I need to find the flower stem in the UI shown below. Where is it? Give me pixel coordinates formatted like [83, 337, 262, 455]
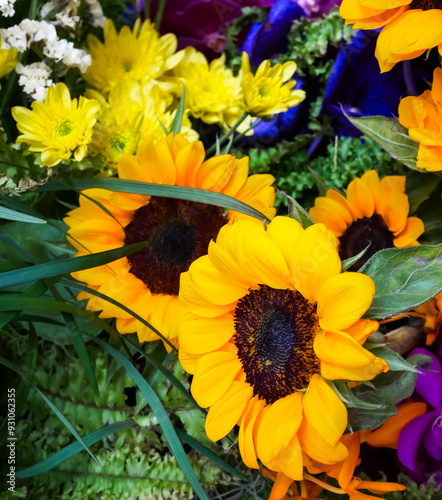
[154, 0, 167, 31]
[231, 117, 262, 146]
[205, 112, 248, 157]
[303, 473, 346, 495]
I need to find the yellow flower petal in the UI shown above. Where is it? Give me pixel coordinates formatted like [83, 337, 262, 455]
[303, 374, 347, 447]
[238, 397, 266, 469]
[317, 272, 375, 331]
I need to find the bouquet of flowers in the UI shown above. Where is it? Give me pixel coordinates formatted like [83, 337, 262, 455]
[0, 0, 441, 499]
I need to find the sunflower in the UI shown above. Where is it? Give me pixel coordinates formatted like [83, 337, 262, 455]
[64, 133, 276, 348]
[339, 0, 442, 72]
[309, 170, 425, 271]
[11, 83, 100, 167]
[240, 52, 305, 117]
[398, 67, 442, 172]
[178, 216, 388, 479]
[83, 19, 183, 96]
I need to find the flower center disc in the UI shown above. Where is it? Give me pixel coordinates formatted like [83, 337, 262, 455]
[409, 0, 442, 9]
[339, 214, 394, 271]
[234, 285, 320, 405]
[124, 197, 227, 295]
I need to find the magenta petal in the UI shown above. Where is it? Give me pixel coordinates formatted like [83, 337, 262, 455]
[408, 348, 442, 412]
[423, 414, 442, 460]
[397, 410, 439, 470]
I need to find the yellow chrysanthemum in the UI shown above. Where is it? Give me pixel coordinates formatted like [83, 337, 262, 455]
[339, 0, 442, 72]
[0, 40, 17, 79]
[87, 82, 198, 166]
[64, 133, 276, 348]
[178, 216, 388, 479]
[84, 18, 183, 97]
[173, 47, 243, 129]
[398, 67, 442, 172]
[12, 83, 100, 167]
[309, 170, 425, 270]
[240, 52, 305, 117]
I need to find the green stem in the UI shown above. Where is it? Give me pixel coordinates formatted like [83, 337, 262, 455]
[154, 0, 167, 31]
[205, 112, 248, 157]
[231, 117, 262, 146]
[143, 0, 150, 20]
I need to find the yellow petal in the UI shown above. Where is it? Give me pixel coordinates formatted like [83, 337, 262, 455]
[303, 374, 347, 447]
[205, 381, 253, 442]
[238, 397, 266, 469]
[394, 217, 424, 247]
[317, 272, 375, 331]
[256, 392, 303, 465]
[192, 350, 242, 408]
[315, 330, 389, 381]
[269, 434, 303, 481]
[346, 177, 375, 219]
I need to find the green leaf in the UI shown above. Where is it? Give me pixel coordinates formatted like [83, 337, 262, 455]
[360, 244, 442, 319]
[89, 335, 210, 500]
[333, 381, 384, 410]
[308, 167, 328, 196]
[341, 112, 419, 171]
[276, 188, 314, 228]
[0, 194, 49, 222]
[0, 241, 147, 289]
[0, 355, 101, 467]
[169, 87, 185, 134]
[341, 244, 369, 272]
[406, 171, 441, 214]
[16, 420, 136, 479]
[175, 429, 247, 481]
[347, 403, 397, 432]
[0, 205, 47, 224]
[368, 345, 420, 372]
[38, 178, 269, 222]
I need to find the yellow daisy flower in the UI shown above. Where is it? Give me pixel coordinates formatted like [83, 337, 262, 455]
[84, 18, 183, 97]
[398, 67, 442, 172]
[240, 51, 305, 117]
[87, 82, 198, 166]
[64, 133, 276, 348]
[0, 41, 17, 79]
[309, 171, 425, 270]
[12, 83, 100, 167]
[173, 47, 243, 129]
[178, 216, 387, 479]
[339, 0, 442, 72]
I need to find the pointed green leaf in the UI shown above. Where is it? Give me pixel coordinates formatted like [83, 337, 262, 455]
[308, 167, 328, 196]
[277, 188, 314, 228]
[0, 241, 147, 289]
[341, 244, 370, 272]
[342, 111, 419, 171]
[360, 244, 442, 319]
[0, 206, 47, 224]
[169, 87, 185, 134]
[38, 178, 269, 222]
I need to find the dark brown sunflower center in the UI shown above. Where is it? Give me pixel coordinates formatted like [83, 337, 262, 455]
[338, 214, 394, 271]
[409, 0, 442, 9]
[234, 285, 320, 405]
[124, 197, 227, 295]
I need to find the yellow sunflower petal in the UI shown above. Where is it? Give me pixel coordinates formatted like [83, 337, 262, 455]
[205, 381, 253, 442]
[394, 217, 425, 247]
[239, 397, 266, 469]
[289, 223, 341, 303]
[346, 177, 375, 219]
[315, 330, 389, 381]
[178, 312, 235, 355]
[256, 392, 303, 465]
[303, 374, 347, 447]
[298, 416, 349, 465]
[266, 216, 304, 269]
[317, 272, 375, 331]
[192, 350, 242, 408]
[174, 140, 205, 187]
[269, 434, 304, 481]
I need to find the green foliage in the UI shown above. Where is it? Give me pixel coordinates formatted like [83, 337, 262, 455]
[384, 474, 442, 500]
[243, 136, 403, 210]
[100, 0, 137, 31]
[0, 333, 231, 500]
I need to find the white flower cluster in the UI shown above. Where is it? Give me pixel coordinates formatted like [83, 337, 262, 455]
[41, 0, 106, 29]
[16, 62, 53, 101]
[0, 19, 91, 72]
[0, 0, 16, 17]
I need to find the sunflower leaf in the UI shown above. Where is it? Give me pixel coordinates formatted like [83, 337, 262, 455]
[341, 111, 420, 171]
[368, 346, 420, 373]
[347, 403, 397, 432]
[341, 244, 370, 272]
[276, 188, 314, 228]
[360, 244, 442, 319]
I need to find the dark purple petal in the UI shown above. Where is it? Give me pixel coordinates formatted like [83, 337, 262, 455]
[408, 348, 442, 412]
[397, 410, 439, 471]
[423, 414, 442, 460]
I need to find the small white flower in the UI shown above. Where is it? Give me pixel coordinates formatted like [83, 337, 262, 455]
[16, 61, 53, 101]
[0, 0, 17, 17]
[0, 25, 27, 52]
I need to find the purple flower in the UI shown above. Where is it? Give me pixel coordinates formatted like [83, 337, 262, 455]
[397, 347, 442, 485]
[143, 0, 263, 59]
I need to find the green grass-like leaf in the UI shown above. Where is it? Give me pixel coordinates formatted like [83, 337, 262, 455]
[0, 205, 47, 224]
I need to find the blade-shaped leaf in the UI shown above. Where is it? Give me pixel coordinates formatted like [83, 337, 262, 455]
[0, 206, 46, 224]
[276, 188, 314, 228]
[169, 87, 185, 134]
